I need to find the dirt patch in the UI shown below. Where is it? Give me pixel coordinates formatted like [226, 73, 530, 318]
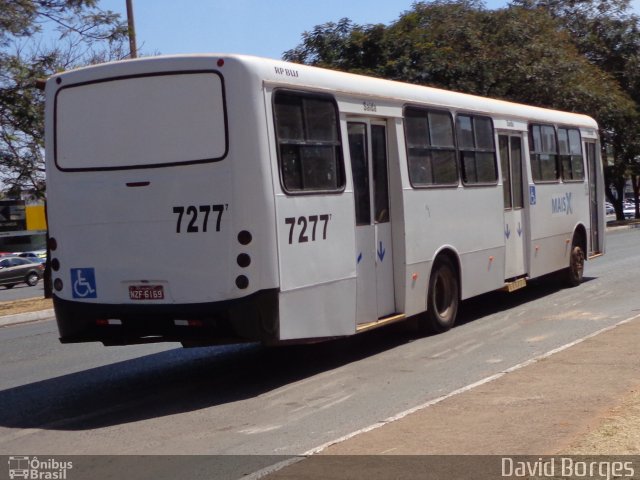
[564, 387, 640, 454]
[0, 297, 52, 316]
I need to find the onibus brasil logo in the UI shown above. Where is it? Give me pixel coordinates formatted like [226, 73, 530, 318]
[8, 456, 73, 479]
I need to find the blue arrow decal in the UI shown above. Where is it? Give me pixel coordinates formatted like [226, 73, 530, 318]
[357, 252, 363, 264]
[505, 224, 511, 239]
[377, 241, 386, 262]
[517, 222, 523, 237]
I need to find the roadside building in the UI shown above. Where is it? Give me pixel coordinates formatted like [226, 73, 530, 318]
[0, 199, 47, 254]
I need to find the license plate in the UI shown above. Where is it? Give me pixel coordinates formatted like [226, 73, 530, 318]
[129, 285, 164, 300]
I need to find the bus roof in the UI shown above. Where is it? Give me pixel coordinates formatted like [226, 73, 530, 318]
[50, 53, 599, 130]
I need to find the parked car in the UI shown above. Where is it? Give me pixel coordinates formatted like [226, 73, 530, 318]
[624, 205, 637, 219]
[605, 202, 614, 215]
[17, 250, 47, 263]
[0, 256, 44, 288]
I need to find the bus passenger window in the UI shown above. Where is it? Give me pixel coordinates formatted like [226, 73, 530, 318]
[348, 123, 371, 226]
[274, 91, 344, 193]
[529, 124, 559, 182]
[404, 107, 458, 187]
[456, 114, 498, 185]
[372, 124, 390, 223]
[558, 127, 584, 181]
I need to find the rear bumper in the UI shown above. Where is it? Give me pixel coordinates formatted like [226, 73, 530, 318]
[53, 289, 279, 346]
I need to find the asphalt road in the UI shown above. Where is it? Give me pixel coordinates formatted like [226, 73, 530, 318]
[0, 228, 638, 476]
[0, 281, 44, 301]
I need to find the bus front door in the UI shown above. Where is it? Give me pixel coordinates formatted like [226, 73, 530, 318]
[586, 141, 603, 255]
[348, 120, 395, 324]
[499, 134, 528, 280]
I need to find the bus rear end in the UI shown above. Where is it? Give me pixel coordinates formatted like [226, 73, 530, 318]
[45, 56, 278, 346]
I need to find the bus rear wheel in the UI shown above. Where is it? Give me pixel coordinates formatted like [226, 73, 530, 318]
[419, 256, 459, 334]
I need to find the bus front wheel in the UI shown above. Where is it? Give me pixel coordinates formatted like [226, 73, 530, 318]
[566, 243, 585, 287]
[419, 256, 459, 334]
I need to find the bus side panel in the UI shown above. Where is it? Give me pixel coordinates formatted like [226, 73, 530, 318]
[264, 89, 357, 340]
[402, 186, 505, 310]
[527, 181, 589, 278]
[273, 194, 357, 340]
[278, 279, 356, 339]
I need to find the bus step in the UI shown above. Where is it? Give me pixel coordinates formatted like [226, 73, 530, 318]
[503, 277, 527, 293]
[356, 313, 406, 333]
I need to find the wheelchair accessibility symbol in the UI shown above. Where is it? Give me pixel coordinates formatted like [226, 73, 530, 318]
[71, 268, 97, 298]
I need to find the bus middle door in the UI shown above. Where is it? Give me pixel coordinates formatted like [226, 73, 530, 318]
[347, 119, 395, 325]
[499, 133, 528, 281]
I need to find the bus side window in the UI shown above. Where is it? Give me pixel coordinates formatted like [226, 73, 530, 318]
[529, 124, 559, 182]
[456, 114, 498, 185]
[273, 91, 344, 193]
[404, 106, 458, 187]
[558, 127, 584, 182]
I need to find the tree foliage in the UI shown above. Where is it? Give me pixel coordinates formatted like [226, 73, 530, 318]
[0, 0, 127, 198]
[285, 0, 640, 219]
[511, 0, 640, 217]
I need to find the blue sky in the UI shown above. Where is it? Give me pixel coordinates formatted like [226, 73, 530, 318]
[99, 0, 640, 60]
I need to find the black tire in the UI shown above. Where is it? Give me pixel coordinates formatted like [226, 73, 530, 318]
[26, 272, 39, 287]
[565, 243, 585, 287]
[419, 256, 459, 334]
[5, 284, 15, 289]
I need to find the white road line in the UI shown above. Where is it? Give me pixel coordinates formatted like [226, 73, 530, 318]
[303, 312, 640, 456]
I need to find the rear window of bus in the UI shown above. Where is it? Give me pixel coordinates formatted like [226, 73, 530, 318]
[55, 71, 228, 171]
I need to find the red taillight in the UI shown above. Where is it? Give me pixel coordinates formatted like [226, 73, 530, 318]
[96, 319, 122, 326]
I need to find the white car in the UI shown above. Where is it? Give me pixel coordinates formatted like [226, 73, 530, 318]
[605, 202, 614, 215]
[623, 203, 637, 219]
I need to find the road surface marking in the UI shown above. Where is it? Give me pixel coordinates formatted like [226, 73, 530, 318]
[303, 312, 640, 456]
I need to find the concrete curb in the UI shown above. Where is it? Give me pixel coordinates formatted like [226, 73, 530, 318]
[0, 308, 54, 327]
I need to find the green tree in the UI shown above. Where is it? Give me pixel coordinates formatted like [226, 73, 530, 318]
[286, 0, 640, 219]
[0, 0, 127, 198]
[511, 0, 640, 218]
[284, 18, 388, 76]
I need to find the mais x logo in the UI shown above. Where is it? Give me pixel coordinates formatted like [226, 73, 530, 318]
[551, 192, 573, 216]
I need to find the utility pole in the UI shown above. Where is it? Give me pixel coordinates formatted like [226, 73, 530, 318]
[126, 0, 137, 58]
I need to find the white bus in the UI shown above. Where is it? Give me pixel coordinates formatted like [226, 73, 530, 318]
[44, 54, 605, 346]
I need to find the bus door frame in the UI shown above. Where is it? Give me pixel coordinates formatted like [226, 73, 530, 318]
[347, 117, 396, 324]
[585, 140, 604, 256]
[499, 131, 529, 280]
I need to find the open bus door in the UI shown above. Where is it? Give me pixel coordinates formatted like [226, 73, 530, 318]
[586, 141, 604, 256]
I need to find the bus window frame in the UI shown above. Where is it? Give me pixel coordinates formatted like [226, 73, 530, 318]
[403, 104, 460, 189]
[529, 123, 561, 184]
[53, 70, 230, 172]
[272, 88, 346, 196]
[455, 112, 499, 187]
[557, 126, 585, 183]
